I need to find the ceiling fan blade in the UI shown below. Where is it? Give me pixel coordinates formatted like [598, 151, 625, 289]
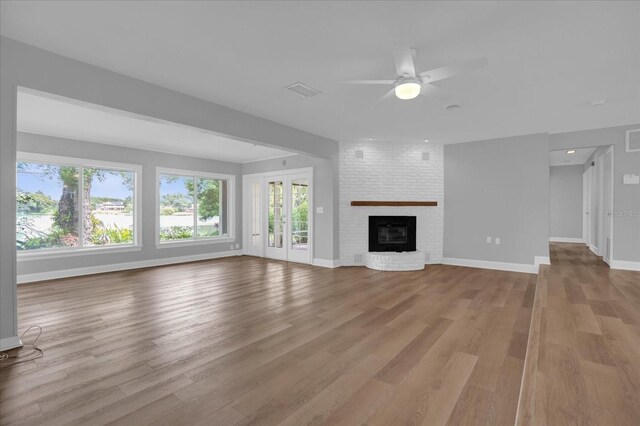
[342, 80, 395, 85]
[371, 88, 397, 109]
[420, 83, 452, 101]
[419, 57, 488, 83]
[393, 46, 416, 77]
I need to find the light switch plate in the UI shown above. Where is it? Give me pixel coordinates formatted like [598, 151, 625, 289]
[623, 174, 640, 184]
[316, 207, 324, 214]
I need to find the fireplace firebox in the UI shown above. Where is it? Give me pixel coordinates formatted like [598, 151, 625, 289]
[368, 216, 416, 252]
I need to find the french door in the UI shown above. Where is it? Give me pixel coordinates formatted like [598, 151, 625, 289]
[243, 168, 312, 264]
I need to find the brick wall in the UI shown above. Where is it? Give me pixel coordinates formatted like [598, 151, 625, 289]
[339, 140, 444, 266]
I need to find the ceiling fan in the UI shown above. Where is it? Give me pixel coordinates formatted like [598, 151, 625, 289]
[344, 47, 488, 103]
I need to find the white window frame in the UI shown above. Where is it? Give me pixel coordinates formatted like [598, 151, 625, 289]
[156, 167, 235, 248]
[16, 152, 143, 260]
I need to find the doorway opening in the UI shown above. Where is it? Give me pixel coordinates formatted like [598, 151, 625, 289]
[549, 145, 614, 265]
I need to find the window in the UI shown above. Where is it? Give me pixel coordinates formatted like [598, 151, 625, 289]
[17, 153, 140, 253]
[157, 168, 233, 244]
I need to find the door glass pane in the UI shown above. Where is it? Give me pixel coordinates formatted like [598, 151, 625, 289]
[159, 174, 194, 241]
[268, 181, 283, 248]
[84, 168, 135, 246]
[16, 162, 80, 250]
[291, 179, 309, 251]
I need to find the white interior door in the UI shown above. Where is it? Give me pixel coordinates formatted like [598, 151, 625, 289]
[596, 152, 605, 256]
[243, 177, 263, 257]
[261, 169, 313, 264]
[589, 161, 599, 252]
[583, 169, 590, 244]
[602, 147, 614, 264]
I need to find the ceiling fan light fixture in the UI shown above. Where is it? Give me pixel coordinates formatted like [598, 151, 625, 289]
[394, 79, 421, 100]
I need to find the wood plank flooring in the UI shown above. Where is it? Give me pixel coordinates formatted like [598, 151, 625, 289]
[1, 257, 534, 425]
[517, 243, 640, 426]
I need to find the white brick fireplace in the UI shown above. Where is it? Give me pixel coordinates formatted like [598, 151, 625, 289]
[339, 140, 444, 267]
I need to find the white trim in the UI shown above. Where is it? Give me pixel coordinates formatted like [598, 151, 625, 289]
[626, 129, 640, 152]
[18, 250, 241, 284]
[312, 258, 341, 268]
[155, 237, 235, 249]
[610, 260, 640, 271]
[535, 256, 551, 266]
[155, 167, 236, 247]
[549, 237, 585, 243]
[588, 244, 598, 254]
[604, 145, 614, 263]
[0, 336, 23, 351]
[17, 151, 143, 250]
[18, 244, 142, 261]
[442, 257, 538, 274]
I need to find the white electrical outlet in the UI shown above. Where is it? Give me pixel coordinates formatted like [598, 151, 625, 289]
[495, 238, 500, 245]
[235, 243, 240, 249]
[486, 236, 492, 243]
[316, 207, 324, 214]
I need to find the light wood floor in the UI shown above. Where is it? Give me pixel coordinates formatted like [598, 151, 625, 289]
[1, 257, 535, 426]
[518, 243, 640, 426]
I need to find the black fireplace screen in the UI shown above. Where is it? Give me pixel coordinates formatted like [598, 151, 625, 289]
[369, 216, 416, 252]
[378, 226, 408, 244]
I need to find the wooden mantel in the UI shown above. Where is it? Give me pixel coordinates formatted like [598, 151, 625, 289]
[350, 201, 438, 207]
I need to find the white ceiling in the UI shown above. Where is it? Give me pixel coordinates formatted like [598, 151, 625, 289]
[2, 1, 639, 145]
[16, 89, 295, 163]
[549, 147, 597, 167]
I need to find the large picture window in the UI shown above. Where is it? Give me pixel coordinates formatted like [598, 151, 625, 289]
[157, 168, 233, 244]
[17, 154, 140, 253]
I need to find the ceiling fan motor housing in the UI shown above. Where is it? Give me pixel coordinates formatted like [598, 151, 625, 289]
[394, 76, 422, 100]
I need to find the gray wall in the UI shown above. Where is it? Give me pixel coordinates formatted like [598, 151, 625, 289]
[550, 125, 640, 262]
[549, 165, 584, 239]
[0, 37, 338, 344]
[444, 133, 550, 265]
[17, 132, 243, 276]
[241, 154, 339, 261]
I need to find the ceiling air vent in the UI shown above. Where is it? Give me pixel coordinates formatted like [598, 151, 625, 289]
[286, 82, 321, 98]
[626, 129, 640, 152]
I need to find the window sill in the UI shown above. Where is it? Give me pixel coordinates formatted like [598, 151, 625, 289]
[17, 245, 143, 261]
[156, 237, 236, 249]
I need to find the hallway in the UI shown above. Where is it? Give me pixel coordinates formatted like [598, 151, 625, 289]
[518, 243, 640, 425]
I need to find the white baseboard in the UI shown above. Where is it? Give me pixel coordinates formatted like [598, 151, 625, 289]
[610, 260, 640, 271]
[535, 256, 551, 267]
[588, 244, 598, 255]
[18, 250, 242, 284]
[0, 336, 23, 351]
[442, 257, 539, 274]
[312, 258, 341, 268]
[549, 237, 585, 243]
